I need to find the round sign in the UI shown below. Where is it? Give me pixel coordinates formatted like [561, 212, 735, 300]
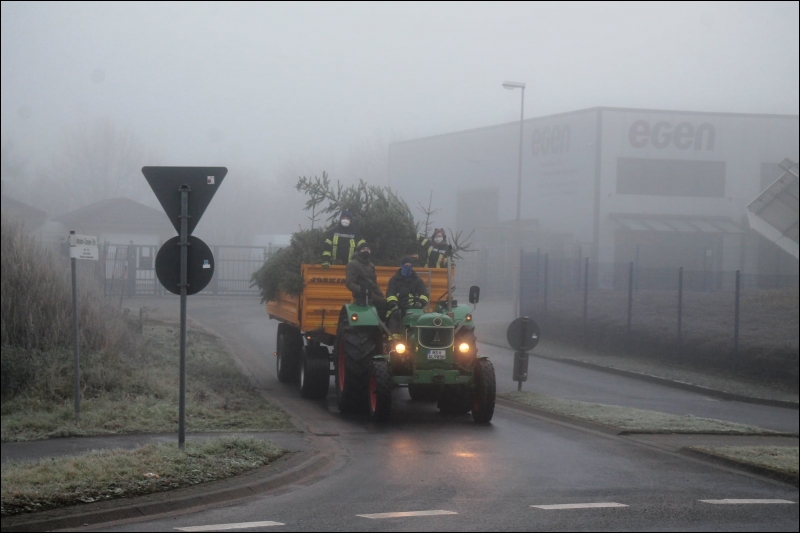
[155, 236, 214, 295]
[506, 317, 540, 352]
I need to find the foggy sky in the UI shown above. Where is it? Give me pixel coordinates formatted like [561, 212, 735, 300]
[2, 1, 799, 189]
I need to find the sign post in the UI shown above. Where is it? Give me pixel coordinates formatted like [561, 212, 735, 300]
[506, 316, 540, 391]
[69, 231, 98, 421]
[143, 166, 226, 449]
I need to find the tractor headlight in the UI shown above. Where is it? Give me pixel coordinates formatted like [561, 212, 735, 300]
[351, 313, 358, 322]
[395, 342, 407, 354]
[458, 342, 470, 353]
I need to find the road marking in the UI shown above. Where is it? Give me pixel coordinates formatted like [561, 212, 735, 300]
[699, 499, 795, 505]
[175, 521, 284, 531]
[357, 510, 458, 519]
[532, 502, 629, 510]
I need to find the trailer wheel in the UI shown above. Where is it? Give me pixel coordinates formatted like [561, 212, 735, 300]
[471, 359, 496, 424]
[300, 345, 331, 400]
[369, 360, 392, 423]
[276, 325, 301, 384]
[334, 323, 377, 414]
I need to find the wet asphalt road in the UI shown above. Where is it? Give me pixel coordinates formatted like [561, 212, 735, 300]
[88, 296, 797, 532]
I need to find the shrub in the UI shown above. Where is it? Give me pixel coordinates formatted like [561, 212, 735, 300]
[1, 213, 137, 399]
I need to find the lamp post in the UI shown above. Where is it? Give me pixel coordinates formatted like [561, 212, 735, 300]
[503, 80, 525, 318]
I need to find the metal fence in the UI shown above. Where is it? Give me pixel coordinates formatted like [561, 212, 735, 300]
[101, 243, 270, 298]
[517, 252, 798, 372]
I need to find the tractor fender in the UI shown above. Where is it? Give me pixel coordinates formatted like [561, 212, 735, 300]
[452, 304, 474, 324]
[342, 303, 382, 327]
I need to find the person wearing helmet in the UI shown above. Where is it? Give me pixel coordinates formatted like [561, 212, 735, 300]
[416, 228, 450, 268]
[385, 255, 430, 337]
[345, 242, 386, 306]
[321, 209, 366, 268]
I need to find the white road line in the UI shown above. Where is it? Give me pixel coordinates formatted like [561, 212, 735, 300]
[699, 499, 795, 505]
[174, 521, 284, 531]
[357, 510, 458, 519]
[532, 502, 629, 510]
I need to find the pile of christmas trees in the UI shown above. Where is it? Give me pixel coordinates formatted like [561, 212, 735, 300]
[251, 174, 419, 303]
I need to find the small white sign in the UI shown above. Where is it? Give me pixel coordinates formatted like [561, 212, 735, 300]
[69, 234, 99, 261]
[203, 259, 211, 269]
[207, 175, 215, 185]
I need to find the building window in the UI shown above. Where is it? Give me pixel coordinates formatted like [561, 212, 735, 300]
[616, 158, 725, 197]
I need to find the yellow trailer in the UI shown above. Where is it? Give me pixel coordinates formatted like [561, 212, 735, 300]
[266, 264, 452, 398]
[267, 264, 452, 338]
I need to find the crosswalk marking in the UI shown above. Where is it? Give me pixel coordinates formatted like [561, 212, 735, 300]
[699, 499, 795, 505]
[532, 502, 629, 510]
[357, 510, 458, 519]
[175, 521, 284, 531]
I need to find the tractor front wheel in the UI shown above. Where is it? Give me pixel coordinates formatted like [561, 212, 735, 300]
[471, 359, 496, 423]
[369, 360, 393, 422]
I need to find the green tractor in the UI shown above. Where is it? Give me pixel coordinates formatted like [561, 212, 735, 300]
[333, 284, 495, 423]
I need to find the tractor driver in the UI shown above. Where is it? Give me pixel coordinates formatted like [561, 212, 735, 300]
[385, 255, 429, 339]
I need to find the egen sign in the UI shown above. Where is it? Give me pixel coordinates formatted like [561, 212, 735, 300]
[629, 120, 715, 150]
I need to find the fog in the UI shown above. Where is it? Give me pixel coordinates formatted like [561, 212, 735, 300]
[2, 1, 798, 242]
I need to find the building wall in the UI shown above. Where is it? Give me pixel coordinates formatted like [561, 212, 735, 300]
[389, 108, 599, 245]
[389, 108, 799, 284]
[597, 109, 799, 272]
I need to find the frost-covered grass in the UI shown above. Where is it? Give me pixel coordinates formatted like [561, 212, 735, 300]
[2, 320, 294, 442]
[498, 391, 781, 434]
[689, 446, 798, 478]
[1, 436, 286, 516]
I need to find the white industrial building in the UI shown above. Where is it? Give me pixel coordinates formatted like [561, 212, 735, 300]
[388, 107, 798, 290]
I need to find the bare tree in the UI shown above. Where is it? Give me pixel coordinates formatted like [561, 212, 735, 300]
[0, 138, 28, 199]
[416, 190, 440, 237]
[37, 118, 154, 215]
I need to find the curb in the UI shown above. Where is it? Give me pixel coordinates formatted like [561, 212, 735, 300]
[0, 448, 333, 533]
[495, 397, 625, 436]
[480, 339, 799, 410]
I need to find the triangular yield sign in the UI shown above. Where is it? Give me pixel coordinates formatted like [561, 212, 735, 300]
[142, 166, 227, 235]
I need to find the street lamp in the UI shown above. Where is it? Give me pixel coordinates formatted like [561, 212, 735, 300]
[503, 80, 525, 318]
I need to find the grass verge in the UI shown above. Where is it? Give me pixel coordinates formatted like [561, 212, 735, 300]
[688, 446, 798, 479]
[1, 317, 294, 442]
[498, 391, 782, 434]
[1, 436, 285, 516]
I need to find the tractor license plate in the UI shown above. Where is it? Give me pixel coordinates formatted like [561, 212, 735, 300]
[427, 350, 446, 360]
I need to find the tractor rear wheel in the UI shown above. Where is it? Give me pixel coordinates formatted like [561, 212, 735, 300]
[369, 360, 393, 422]
[300, 346, 331, 400]
[471, 359, 496, 423]
[334, 323, 377, 414]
